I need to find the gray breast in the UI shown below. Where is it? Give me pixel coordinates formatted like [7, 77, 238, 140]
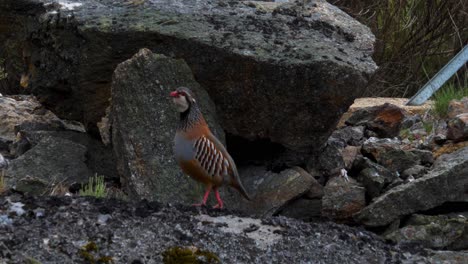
[174, 133, 195, 161]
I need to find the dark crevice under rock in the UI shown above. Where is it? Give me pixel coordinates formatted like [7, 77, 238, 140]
[226, 133, 301, 171]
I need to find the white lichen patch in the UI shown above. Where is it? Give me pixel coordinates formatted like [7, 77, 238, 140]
[8, 201, 25, 216]
[58, 1, 83, 10]
[196, 214, 282, 249]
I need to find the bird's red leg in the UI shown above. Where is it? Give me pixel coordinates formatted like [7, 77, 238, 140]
[212, 188, 224, 209]
[193, 186, 211, 207]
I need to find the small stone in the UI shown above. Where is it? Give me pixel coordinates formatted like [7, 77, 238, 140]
[378, 149, 420, 173]
[318, 144, 345, 175]
[0, 153, 9, 169]
[447, 97, 468, 119]
[97, 214, 112, 225]
[409, 149, 433, 165]
[329, 126, 365, 146]
[342, 145, 361, 170]
[0, 215, 13, 227]
[401, 115, 422, 130]
[433, 134, 447, 145]
[355, 157, 397, 198]
[447, 113, 468, 142]
[401, 165, 427, 180]
[322, 177, 365, 221]
[346, 103, 407, 138]
[34, 208, 46, 218]
[362, 137, 401, 161]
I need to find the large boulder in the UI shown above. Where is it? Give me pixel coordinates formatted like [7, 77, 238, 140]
[384, 214, 468, 250]
[356, 147, 468, 227]
[0, 0, 376, 155]
[223, 166, 315, 217]
[111, 49, 223, 203]
[23, 130, 117, 181]
[4, 136, 92, 195]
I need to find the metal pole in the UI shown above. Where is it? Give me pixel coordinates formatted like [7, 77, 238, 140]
[406, 45, 468, 106]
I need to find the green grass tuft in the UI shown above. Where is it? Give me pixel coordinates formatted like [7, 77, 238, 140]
[0, 170, 6, 194]
[79, 174, 107, 198]
[432, 83, 468, 118]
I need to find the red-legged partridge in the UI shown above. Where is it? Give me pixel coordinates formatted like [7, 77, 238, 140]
[171, 87, 250, 208]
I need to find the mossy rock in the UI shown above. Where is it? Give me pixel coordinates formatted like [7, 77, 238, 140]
[162, 246, 220, 264]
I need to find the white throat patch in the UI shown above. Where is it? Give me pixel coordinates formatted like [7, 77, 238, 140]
[172, 95, 189, 112]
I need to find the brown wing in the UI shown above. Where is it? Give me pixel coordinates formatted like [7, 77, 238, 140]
[195, 134, 251, 200]
[193, 135, 230, 186]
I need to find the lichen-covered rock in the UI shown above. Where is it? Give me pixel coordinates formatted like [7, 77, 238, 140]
[361, 137, 401, 161]
[410, 149, 433, 165]
[377, 149, 420, 173]
[447, 113, 468, 142]
[427, 250, 468, 264]
[401, 165, 427, 180]
[355, 147, 468, 227]
[111, 49, 223, 204]
[329, 126, 365, 147]
[322, 177, 365, 221]
[5, 136, 91, 195]
[0, 95, 64, 141]
[0, 0, 377, 156]
[342, 145, 361, 170]
[361, 137, 430, 173]
[345, 103, 407, 138]
[23, 130, 117, 181]
[447, 97, 468, 119]
[223, 166, 315, 217]
[356, 158, 397, 198]
[304, 175, 324, 199]
[317, 144, 345, 175]
[0, 194, 434, 263]
[385, 214, 468, 250]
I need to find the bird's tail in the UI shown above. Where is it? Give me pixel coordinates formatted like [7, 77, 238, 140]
[234, 181, 251, 201]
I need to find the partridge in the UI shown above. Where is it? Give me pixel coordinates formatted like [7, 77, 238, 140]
[171, 87, 250, 208]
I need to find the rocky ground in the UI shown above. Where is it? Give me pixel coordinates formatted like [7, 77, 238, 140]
[0, 192, 465, 264]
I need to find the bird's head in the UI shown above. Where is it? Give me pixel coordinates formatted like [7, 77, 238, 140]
[170, 87, 196, 113]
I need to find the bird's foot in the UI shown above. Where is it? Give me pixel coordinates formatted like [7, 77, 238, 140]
[212, 203, 223, 209]
[192, 203, 206, 207]
[340, 168, 350, 182]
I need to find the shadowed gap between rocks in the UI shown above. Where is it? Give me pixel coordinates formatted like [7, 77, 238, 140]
[416, 202, 468, 216]
[226, 133, 306, 172]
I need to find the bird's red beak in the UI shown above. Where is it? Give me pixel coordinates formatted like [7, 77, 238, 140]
[170, 91, 179, 97]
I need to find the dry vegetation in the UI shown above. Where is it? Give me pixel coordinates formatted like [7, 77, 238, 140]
[331, 0, 468, 97]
